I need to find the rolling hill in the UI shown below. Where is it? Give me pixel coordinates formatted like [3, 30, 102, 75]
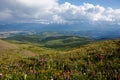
[4, 32, 94, 50]
[0, 38, 120, 80]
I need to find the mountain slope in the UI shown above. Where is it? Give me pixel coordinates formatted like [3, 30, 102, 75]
[5, 33, 94, 50]
[0, 39, 120, 80]
[0, 40, 40, 64]
[0, 39, 18, 50]
[64, 39, 120, 80]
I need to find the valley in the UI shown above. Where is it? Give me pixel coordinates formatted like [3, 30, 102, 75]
[0, 32, 120, 80]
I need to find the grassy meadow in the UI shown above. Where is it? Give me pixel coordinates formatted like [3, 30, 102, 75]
[0, 34, 120, 80]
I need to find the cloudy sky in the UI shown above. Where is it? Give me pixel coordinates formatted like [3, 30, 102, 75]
[0, 0, 120, 24]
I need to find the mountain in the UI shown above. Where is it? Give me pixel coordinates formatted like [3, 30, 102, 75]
[0, 39, 18, 50]
[0, 39, 120, 80]
[4, 32, 94, 50]
[0, 22, 120, 39]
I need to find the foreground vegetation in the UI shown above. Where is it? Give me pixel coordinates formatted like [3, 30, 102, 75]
[0, 38, 120, 80]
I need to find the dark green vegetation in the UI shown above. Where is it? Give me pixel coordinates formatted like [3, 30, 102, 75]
[5, 32, 94, 50]
[0, 35, 120, 80]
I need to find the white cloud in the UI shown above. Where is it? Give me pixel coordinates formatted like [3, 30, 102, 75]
[0, 0, 58, 21]
[52, 2, 120, 24]
[0, 9, 13, 20]
[17, 0, 58, 8]
[0, 0, 120, 24]
[52, 15, 67, 24]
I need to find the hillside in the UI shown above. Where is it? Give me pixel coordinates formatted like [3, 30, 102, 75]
[0, 39, 57, 64]
[4, 33, 94, 50]
[0, 39, 120, 80]
[0, 40, 18, 50]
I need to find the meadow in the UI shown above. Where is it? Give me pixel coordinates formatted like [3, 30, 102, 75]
[0, 34, 120, 80]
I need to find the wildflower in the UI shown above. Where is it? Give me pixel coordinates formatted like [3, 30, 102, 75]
[66, 75, 69, 80]
[33, 70, 37, 74]
[23, 73, 27, 80]
[70, 69, 72, 74]
[0, 73, 2, 78]
[50, 76, 53, 80]
[117, 76, 120, 80]
[112, 72, 115, 77]
[0, 73, 2, 76]
[83, 73, 86, 75]
[118, 68, 120, 73]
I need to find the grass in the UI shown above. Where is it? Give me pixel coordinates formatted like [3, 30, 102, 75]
[0, 37, 120, 80]
[4, 34, 94, 50]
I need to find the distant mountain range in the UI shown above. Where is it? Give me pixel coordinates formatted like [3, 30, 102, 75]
[0, 22, 120, 39]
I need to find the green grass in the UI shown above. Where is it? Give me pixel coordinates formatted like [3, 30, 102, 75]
[0, 38, 120, 80]
[5, 34, 94, 50]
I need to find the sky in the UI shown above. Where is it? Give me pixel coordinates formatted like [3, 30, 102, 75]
[59, 0, 120, 8]
[0, 0, 120, 24]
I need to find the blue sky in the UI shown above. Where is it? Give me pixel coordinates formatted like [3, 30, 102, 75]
[59, 0, 120, 8]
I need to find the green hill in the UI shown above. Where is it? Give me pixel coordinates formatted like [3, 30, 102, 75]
[0, 39, 120, 80]
[0, 40, 18, 50]
[5, 34, 94, 50]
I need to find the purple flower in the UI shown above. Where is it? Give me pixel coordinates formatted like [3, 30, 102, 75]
[66, 75, 69, 80]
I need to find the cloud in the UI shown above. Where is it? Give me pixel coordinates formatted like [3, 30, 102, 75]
[54, 2, 120, 23]
[0, 9, 13, 20]
[0, 0, 120, 24]
[0, 0, 58, 22]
